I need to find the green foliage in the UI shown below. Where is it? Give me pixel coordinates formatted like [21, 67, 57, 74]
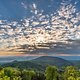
[32, 72, 45, 80]
[77, 77, 80, 80]
[12, 76, 22, 80]
[0, 67, 21, 80]
[22, 70, 36, 80]
[0, 76, 10, 80]
[45, 66, 58, 80]
[63, 66, 79, 80]
[0, 66, 80, 80]
[68, 76, 76, 80]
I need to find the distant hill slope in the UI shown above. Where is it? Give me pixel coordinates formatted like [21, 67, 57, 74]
[2, 56, 73, 71]
[31, 56, 73, 67]
[70, 60, 80, 69]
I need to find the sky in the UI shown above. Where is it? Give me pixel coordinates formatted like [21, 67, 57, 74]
[0, 0, 80, 20]
[0, 0, 80, 56]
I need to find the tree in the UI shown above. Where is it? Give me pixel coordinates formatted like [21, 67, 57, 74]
[4, 67, 21, 80]
[68, 76, 76, 80]
[0, 69, 4, 78]
[12, 76, 22, 80]
[77, 77, 80, 80]
[32, 72, 45, 80]
[22, 70, 36, 80]
[63, 66, 78, 80]
[0, 76, 10, 80]
[45, 66, 58, 80]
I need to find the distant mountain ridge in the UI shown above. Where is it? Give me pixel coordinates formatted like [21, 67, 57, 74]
[2, 56, 73, 71]
[30, 56, 73, 66]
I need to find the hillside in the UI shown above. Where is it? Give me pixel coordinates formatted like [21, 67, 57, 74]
[2, 56, 73, 71]
[70, 60, 80, 69]
[31, 56, 73, 66]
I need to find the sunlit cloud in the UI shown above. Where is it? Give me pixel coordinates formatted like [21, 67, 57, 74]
[0, 0, 80, 54]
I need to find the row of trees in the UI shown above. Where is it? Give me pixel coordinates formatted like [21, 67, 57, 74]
[45, 66, 80, 80]
[0, 66, 80, 80]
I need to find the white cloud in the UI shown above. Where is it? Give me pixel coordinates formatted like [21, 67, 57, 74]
[0, 1, 80, 51]
[21, 2, 27, 10]
[32, 3, 37, 9]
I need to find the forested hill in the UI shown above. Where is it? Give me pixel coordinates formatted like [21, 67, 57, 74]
[2, 56, 73, 71]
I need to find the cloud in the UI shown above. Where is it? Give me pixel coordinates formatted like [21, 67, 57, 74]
[21, 2, 27, 10]
[32, 3, 37, 9]
[0, 1, 80, 53]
